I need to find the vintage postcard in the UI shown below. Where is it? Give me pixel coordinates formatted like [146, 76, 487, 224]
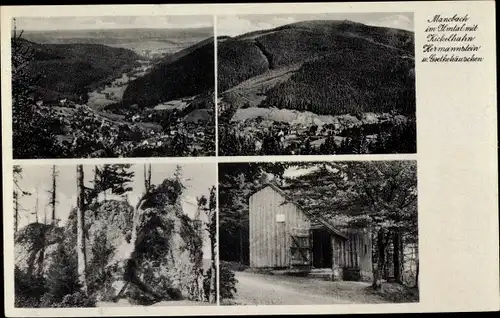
[1, 1, 498, 317]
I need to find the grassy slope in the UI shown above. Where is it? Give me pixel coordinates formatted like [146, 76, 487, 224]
[18, 39, 141, 101]
[218, 20, 415, 116]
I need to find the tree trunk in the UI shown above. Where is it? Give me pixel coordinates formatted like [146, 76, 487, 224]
[415, 258, 419, 289]
[144, 164, 152, 192]
[51, 165, 57, 224]
[147, 164, 151, 190]
[14, 190, 19, 233]
[372, 229, 386, 291]
[76, 164, 88, 293]
[399, 232, 404, 283]
[143, 164, 148, 191]
[34, 186, 39, 223]
[209, 234, 217, 303]
[239, 226, 244, 264]
[93, 166, 99, 203]
[393, 229, 402, 283]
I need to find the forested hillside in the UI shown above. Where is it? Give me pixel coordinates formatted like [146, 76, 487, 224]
[17, 39, 140, 102]
[260, 43, 415, 115]
[122, 38, 215, 108]
[218, 20, 414, 99]
[217, 19, 416, 156]
[217, 38, 269, 92]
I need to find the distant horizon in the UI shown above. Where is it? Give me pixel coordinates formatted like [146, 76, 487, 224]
[13, 16, 213, 31]
[18, 26, 213, 32]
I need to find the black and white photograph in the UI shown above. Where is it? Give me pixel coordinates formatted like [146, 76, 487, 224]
[13, 163, 217, 307]
[217, 13, 416, 156]
[218, 160, 418, 305]
[11, 16, 216, 159]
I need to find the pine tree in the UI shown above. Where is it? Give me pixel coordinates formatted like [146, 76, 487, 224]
[218, 163, 288, 263]
[171, 164, 186, 200]
[92, 164, 134, 201]
[47, 165, 58, 224]
[207, 186, 217, 303]
[14, 190, 19, 233]
[33, 184, 40, 223]
[11, 20, 61, 159]
[42, 243, 79, 306]
[13, 165, 31, 232]
[143, 164, 152, 193]
[282, 161, 418, 290]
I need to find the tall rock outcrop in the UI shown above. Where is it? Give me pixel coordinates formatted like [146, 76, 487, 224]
[15, 182, 205, 304]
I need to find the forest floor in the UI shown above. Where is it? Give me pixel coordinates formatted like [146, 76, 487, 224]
[224, 271, 416, 305]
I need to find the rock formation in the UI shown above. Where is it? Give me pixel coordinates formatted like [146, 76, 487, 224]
[14, 180, 205, 305]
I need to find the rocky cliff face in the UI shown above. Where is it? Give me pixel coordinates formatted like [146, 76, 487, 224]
[15, 186, 205, 304]
[15, 222, 64, 277]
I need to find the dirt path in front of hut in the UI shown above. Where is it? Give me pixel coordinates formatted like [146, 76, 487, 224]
[227, 271, 391, 305]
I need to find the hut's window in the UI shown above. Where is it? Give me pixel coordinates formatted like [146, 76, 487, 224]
[364, 244, 368, 255]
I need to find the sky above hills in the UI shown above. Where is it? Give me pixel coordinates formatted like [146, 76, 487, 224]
[15, 163, 216, 258]
[15, 13, 412, 35]
[14, 15, 213, 31]
[217, 13, 414, 36]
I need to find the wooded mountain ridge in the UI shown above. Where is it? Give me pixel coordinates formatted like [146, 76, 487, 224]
[218, 20, 415, 117]
[15, 38, 141, 102]
[122, 37, 215, 108]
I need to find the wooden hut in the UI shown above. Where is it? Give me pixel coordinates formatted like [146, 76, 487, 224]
[248, 183, 372, 281]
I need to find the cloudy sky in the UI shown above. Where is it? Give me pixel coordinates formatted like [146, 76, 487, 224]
[217, 12, 413, 37]
[15, 163, 216, 258]
[14, 15, 213, 31]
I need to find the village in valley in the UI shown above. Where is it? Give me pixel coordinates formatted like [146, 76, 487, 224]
[219, 104, 413, 155]
[12, 17, 216, 159]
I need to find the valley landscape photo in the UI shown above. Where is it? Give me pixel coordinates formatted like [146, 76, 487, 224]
[217, 13, 416, 156]
[12, 16, 215, 159]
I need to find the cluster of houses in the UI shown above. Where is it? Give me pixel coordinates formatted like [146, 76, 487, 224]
[234, 119, 347, 152]
[231, 111, 406, 153]
[139, 47, 169, 59]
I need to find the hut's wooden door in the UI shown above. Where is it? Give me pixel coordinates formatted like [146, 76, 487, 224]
[312, 228, 333, 268]
[289, 228, 312, 270]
